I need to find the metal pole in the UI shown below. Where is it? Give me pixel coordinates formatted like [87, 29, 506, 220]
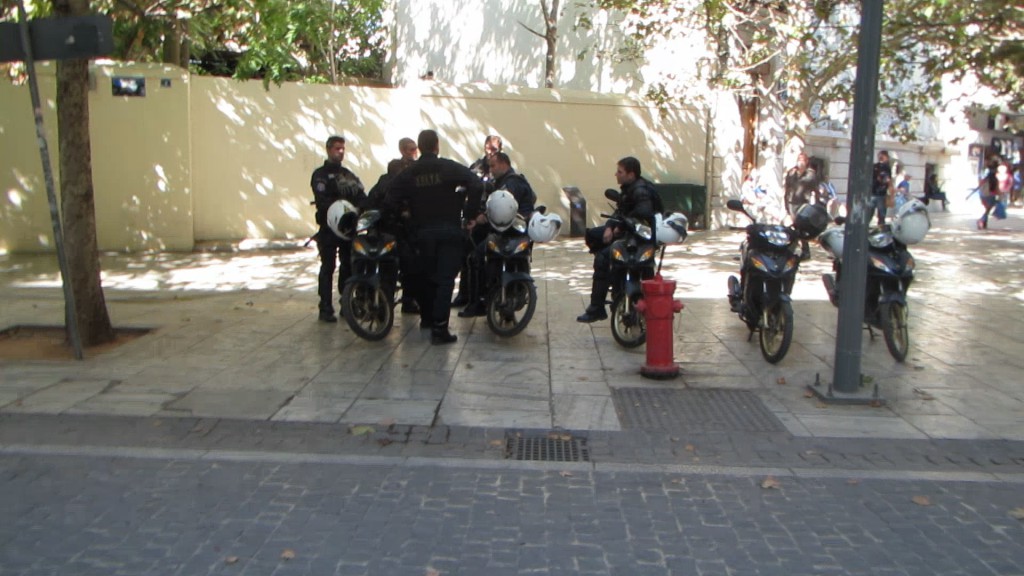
[16, 0, 84, 360]
[833, 0, 884, 393]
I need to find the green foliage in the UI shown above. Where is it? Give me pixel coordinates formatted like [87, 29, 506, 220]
[7, 0, 389, 85]
[593, 0, 1023, 143]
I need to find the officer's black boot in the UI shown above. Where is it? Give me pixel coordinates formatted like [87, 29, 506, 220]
[576, 278, 610, 323]
[451, 270, 470, 307]
[431, 322, 458, 345]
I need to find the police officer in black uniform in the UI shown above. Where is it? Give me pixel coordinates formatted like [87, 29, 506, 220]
[311, 135, 366, 323]
[458, 152, 536, 317]
[576, 156, 662, 323]
[385, 129, 484, 344]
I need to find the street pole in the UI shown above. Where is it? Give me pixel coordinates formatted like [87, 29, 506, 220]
[831, 0, 884, 397]
[16, 0, 84, 360]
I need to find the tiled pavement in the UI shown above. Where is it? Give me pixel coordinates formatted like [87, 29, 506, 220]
[1, 208, 1022, 442]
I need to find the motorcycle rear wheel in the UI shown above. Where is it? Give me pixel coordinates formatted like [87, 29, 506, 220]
[486, 280, 536, 338]
[342, 281, 394, 341]
[759, 301, 793, 364]
[880, 301, 909, 362]
[611, 292, 646, 348]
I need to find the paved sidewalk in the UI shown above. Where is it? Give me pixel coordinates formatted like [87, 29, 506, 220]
[1, 208, 1022, 442]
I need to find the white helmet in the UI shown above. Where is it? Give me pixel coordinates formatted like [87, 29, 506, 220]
[486, 189, 519, 232]
[655, 212, 689, 244]
[326, 199, 358, 240]
[528, 211, 562, 242]
[818, 226, 844, 259]
[892, 198, 930, 245]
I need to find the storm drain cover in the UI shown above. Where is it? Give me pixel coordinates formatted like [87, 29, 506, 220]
[612, 388, 786, 432]
[505, 434, 590, 462]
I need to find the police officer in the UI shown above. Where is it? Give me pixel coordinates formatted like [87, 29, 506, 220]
[576, 156, 662, 323]
[385, 129, 484, 344]
[458, 152, 536, 318]
[311, 135, 366, 323]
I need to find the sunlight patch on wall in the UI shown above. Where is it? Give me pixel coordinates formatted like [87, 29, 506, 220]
[281, 201, 303, 221]
[255, 177, 274, 196]
[215, 98, 246, 126]
[6, 189, 24, 209]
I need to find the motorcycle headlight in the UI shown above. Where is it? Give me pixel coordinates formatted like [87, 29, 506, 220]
[869, 255, 894, 274]
[611, 245, 627, 262]
[487, 239, 500, 253]
[381, 240, 397, 255]
[512, 238, 531, 255]
[905, 255, 915, 272]
[634, 222, 653, 240]
[353, 238, 370, 255]
[761, 228, 791, 247]
[638, 245, 656, 262]
[782, 256, 798, 274]
[868, 231, 893, 249]
[751, 255, 770, 273]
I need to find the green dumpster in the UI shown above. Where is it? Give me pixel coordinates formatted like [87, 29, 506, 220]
[653, 183, 706, 230]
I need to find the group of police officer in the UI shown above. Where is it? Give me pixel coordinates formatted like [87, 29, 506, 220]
[310, 129, 661, 345]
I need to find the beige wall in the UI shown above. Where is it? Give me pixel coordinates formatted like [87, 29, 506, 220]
[2, 63, 706, 254]
[0, 63, 192, 254]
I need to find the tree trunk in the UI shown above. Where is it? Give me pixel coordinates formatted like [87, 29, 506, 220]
[542, 0, 559, 88]
[53, 0, 115, 347]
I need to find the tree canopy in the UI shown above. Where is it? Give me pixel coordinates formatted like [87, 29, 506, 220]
[594, 0, 1023, 145]
[2, 0, 389, 85]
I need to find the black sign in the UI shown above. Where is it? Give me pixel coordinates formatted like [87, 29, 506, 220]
[0, 16, 113, 63]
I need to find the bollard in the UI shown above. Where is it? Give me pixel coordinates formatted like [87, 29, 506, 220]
[635, 275, 684, 379]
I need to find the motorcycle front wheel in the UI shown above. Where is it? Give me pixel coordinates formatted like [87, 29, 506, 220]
[611, 292, 646, 348]
[486, 280, 537, 338]
[342, 281, 394, 341]
[759, 300, 793, 364]
[880, 301, 909, 362]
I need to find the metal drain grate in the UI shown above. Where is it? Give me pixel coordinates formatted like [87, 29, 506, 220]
[612, 388, 786, 432]
[505, 434, 590, 462]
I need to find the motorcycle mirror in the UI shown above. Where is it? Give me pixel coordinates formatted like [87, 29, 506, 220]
[604, 189, 622, 202]
[726, 199, 744, 212]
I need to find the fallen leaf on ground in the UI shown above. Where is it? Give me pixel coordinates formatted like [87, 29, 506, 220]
[761, 476, 781, 490]
[803, 390, 815, 398]
[847, 479, 861, 485]
[670, 478, 684, 484]
[685, 444, 695, 452]
[376, 438, 393, 447]
[378, 417, 396, 427]
[224, 556, 239, 565]
[425, 569, 441, 576]
[280, 549, 296, 560]
[776, 377, 787, 385]
[1008, 507, 1024, 520]
[912, 495, 931, 506]
[912, 388, 936, 401]
[559, 470, 573, 477]
[349, 425, 374, 436]
[488, 439, 504, 447]
[548, 432, 572, 441]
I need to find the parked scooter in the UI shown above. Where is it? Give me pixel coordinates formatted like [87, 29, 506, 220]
[819, 199, 930, 362]
[726, 199, 828, 363]
[341, 209, 400, 341]
[601, 189, 689, 348]
[474, 190, 562, 337]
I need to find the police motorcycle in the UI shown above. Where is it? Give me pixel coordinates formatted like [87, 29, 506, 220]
[600, 189, 690, 348]
[475, 190, 563, 337]
[726, 199, 829, 363]
[819, 199, 929, 362]
[331, 201, 401, 341]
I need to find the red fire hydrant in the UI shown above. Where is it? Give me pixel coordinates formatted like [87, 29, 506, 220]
[635, 275, 684, 379]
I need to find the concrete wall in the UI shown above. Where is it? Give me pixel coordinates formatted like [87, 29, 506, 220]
[1, 63, 706, 254]
[0, 63, 193, 254]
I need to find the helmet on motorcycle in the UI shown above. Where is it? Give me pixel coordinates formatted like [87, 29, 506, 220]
[486, 189, 519, 232]
[818, 226, 844, 259]
[655, 212, 689, 244]
[792, 203, 830, 239]
[528, 211, 562, 242]
[326, 199, 358, 240]
[892, 198, 930, 245]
